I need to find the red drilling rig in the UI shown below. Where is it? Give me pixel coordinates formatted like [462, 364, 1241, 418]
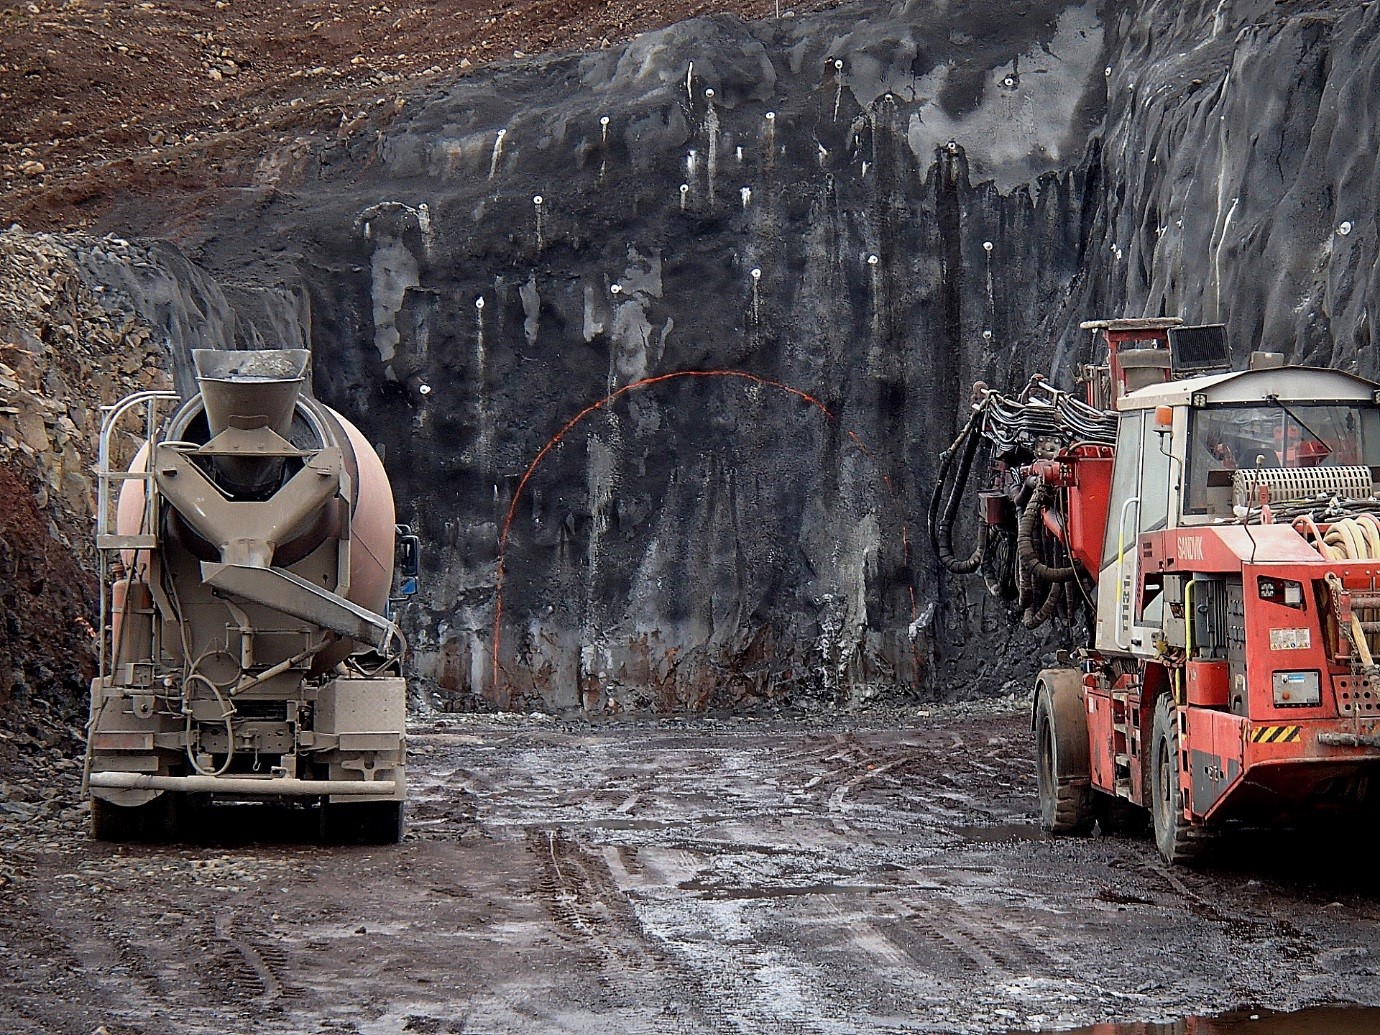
[932, 318, 1380, 863]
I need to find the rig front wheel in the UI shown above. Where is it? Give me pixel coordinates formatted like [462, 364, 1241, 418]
[1034, 675, 1093, 835]
[1150, 695, 1204, 865]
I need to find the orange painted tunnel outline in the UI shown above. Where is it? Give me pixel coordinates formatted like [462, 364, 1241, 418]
[492, 369, 918, 696]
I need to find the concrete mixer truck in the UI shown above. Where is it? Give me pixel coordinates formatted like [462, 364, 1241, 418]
[84, 349, 418, 843]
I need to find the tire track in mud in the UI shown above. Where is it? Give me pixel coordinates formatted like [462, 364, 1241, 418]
[530, 824, 841, 1033]
[213, 910, 306, 1004]
[0, 869, 195, 1034]
[0, 895, 107, 1035]
[529, 827, 698, 1030]
[799, 731, 1016, 838]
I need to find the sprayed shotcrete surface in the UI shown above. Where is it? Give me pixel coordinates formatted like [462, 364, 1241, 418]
[6, 707, 1380, 1034]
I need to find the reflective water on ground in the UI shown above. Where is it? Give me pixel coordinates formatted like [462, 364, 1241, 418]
[1018, 1005, 1380, 1034]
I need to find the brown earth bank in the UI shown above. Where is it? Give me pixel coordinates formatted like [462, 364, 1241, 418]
[0, 0, 821, 231]
[4, 702, 1380, 1035]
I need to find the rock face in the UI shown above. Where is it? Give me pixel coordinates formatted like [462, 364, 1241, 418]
[0, 230, 171, 765]
[82, 0, 1380, 713]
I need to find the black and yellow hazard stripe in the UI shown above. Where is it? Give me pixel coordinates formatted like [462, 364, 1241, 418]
[1250, 725, 1302, 744]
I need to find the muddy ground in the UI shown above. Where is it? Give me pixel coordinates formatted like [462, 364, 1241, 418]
[4, 699, 1380, 1034]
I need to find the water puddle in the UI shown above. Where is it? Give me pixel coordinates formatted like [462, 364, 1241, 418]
[677, 878, 888, 901]
[951, 822, 1049, 843]
[1013, 1005, 1380, 1034]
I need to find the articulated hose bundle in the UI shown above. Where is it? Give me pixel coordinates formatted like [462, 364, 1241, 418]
[1014, 482, 1076, 629]
[928, 377, 1109, 631]
[1018, 483, 1077, 584]
[928, 407, 986, 574]
[1017, 561, 1064, 629]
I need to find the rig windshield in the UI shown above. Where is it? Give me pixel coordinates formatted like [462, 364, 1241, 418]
[1187, 402, 1380, 514]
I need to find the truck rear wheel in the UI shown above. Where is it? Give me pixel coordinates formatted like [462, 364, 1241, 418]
[1150, 695, 1204, 865]
[1035, 675, 1093, 835]
[321, 800, 404, 845]
[90, 794, 179, 842]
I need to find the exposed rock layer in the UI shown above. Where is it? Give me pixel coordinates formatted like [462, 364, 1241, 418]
[0, 230, 170, 763]
[71, 0, 1380, 712]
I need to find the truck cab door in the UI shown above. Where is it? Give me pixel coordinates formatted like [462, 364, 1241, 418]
[1095, 411, 1172, 654]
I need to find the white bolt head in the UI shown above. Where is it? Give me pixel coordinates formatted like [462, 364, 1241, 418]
[600, 115, 610, 126]
[533, 194, 543, 206]
[1104, 66, 1112, 77]
[750, 268, 761, 280]
[680, 183, 689, 194]
[765, 111, 775, 121]
[867, 254, 878, 266]
[705, 87, 715, 98]
[983, 241, 993, 252]
[1339, 221, 1353, 236]
[611, 283, 622, 294]
[1003, 76, 1015, 88]
[982, 330, 993, 340]
[419, 383, 432, 395]
[834, 59, 843, 70]
[476, 296, 485, 309]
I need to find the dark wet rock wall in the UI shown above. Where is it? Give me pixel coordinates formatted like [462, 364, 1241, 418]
[87, 0, 1380, 712]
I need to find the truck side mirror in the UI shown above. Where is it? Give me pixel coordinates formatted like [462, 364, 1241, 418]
[394, 525, 421, 596]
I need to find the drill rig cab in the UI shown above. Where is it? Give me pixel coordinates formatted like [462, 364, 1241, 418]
[935, 318, 1380, 863]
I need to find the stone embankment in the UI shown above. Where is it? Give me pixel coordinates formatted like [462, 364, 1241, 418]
[0, 228, 170, 782]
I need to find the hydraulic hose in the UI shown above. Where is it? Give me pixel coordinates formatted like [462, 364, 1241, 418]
[1014, 528, 1064, 630]
[928, 407, 987, 574]
[1017, 482, 1077, 583]
[1022, 579, 1064, 630]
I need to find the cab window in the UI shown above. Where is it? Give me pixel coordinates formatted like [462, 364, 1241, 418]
[1102, 412, 1144, 569]
[1186, 403, 1380, 515]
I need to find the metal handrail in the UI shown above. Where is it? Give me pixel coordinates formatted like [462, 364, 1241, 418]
[94, 390, 179, 684]
[95, 391, 179, 537]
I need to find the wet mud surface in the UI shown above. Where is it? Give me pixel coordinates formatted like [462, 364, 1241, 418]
[4, 703, 1380, 1034]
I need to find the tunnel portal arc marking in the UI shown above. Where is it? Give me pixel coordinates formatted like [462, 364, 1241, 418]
[492, 369, 918, 695]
